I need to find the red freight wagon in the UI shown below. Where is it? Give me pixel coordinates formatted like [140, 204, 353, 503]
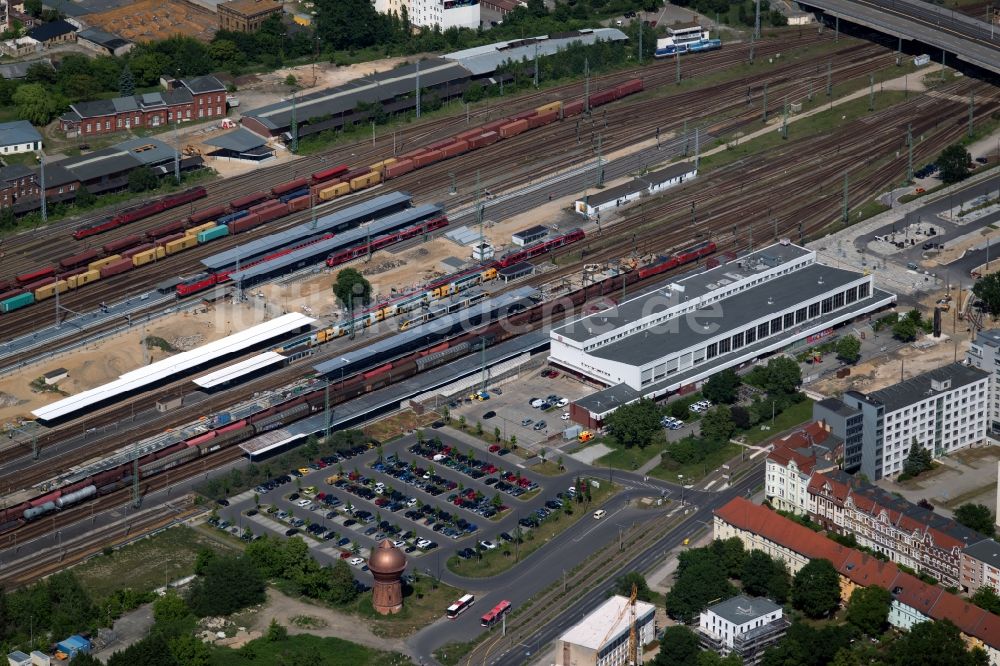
[23, 276, 56, 291]
[527, 111, 558, 129]
[122, 243, 155, 259]
[254, 205, 287, 224]
[468, 131, 499, 149]
[398, 148, 428, 161]
[15, 267, 55, 285]
[342, 167, 372, 181]
[0, 289, 26, 302]
[147, 220, 187, 239]
[188, 205, 227, 226]
[413, 151, 442, 168]
[287, 195, 311, 213]
[229, 192, 269, 211]
[59, 249, 99, 270]
[440, 140, 469, 159]
[249, 199, 285, 214]
[385, 159, 415, 179]
[617, 79, 644, 96]
[311, 164, 349, 183]
[511, 109, 537, 121]
[499, 119, 529, 139]
[480, 118, 511, 134]
[154, 232, 185, 247]
[425, 137, 457, 151]
[455, 128, 485, 142]
[563, 100, 585, 117]
[228, 213, 265, 234]
[99, 258, 134, 278]
[0, 280, 11, 293]
[58, 266, 89, 280]
[272, 178, 309, 197]
[102, 235, 144, 255]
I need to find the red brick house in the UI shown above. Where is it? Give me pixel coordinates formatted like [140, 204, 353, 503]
[59, 76, 228, 138]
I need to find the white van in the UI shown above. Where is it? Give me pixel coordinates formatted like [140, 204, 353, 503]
[593, 509, 606, 520]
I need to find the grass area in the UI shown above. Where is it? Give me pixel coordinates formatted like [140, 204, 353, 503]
[364, 409, 438, 443]
[1, 152, 40, 168]
[435, 639, 478, 666]
[701, 91, 910, 173]
[71, 524, 242, 600]
[345, 575, 463, 639]
[594, 438, 662, 471]
[530, 459, 565, 476]
[649, 442, 743, 483]
[446, 480, 616, 578]
[208, 633, 412, 666]
[741, 398, 815, 445]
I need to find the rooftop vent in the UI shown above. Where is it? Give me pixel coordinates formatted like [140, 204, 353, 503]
[767, 296, 774, 305]
[818, 276, 824, 285]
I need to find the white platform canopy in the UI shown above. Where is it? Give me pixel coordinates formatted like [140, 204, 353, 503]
[192, 351, 286, 389]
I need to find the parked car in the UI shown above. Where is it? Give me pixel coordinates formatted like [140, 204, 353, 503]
[533, 421, 547, 431]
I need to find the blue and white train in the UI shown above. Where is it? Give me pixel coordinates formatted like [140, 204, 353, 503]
[654, 23, 722, 57]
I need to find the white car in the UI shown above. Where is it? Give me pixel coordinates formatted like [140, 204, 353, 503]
[556, 398, 569, 407]
[560, 412, 570, 420]
[406, 498, 418, 507]
[393, 540, 406, 549]
[479, 540, 497, 550]
[531, 398, 545, 408]
[416, 538, 432, 548]
[349, 557, 366, 567]
[296, 498, 311, 507]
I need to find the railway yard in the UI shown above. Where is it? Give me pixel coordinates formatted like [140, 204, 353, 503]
[1, 20, 999, 666]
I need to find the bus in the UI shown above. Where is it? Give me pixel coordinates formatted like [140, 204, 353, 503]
[481, 600, 512, 627]
[447, 594, 475, 619]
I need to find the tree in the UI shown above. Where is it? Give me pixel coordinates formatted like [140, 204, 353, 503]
[24, 0, 42, 16]
[937, 144, 972, 184]
[972, 585, 1000, 614]
[892, 315, 919, 342]
[128, 166, 158, 193]
[327, 559, 358, 605]
[119, 63, 135, 96]
[700, 405, 736, 442]
[187, 555, 266, 617]
[791, 558, 841, 618]
[702, 369, 741, 404]
[763, 356, 802, 394]
[902, 439, 933, 478]
[666, 547, 737, 622]
[13, 83, 62, 125]
[333, 268, 372, 310]
[153, 592, 190, 623]
[167, 635, 211, 666]
[74, 185, 95, 207]
[604, 398, 662, 448]
[740, 550, 789, 602]
[888, 619, 989, 666]
[835, 335, 862, 363]
[845, 585, 891, 635]
[973, 273, 1000, 319]
[613, 571, 653, 602]
[107, 634, 178, 666]
[266, 618, 288, 642]
[955, 503, 996, 537]
[654, 626, 701, 666]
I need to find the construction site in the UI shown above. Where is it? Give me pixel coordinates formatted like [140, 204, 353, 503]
[84, 0, 218, 43]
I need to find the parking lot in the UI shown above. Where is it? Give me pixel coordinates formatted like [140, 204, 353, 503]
[449, 366, 596, 448]
[215, 428, 569, 573]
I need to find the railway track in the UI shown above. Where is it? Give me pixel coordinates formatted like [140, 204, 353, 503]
[0, 34, 887, 352]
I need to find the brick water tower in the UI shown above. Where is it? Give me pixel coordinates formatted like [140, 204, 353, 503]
[368, 539, 407, 615]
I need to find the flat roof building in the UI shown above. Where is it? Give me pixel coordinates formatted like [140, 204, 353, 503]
[553, 242, 895, 425]
[556, 594, 655, 666]
[218, 0, 283, 32]
[698, 595, 788, 665]
[966, 328, 1000, 435]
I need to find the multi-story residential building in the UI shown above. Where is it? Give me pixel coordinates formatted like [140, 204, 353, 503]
[0, 164, 38, 209]
[698, 595, 788, 665]
[963, 539, 1000, 595]
[839, 363, 989, 480]
[764, 420, 841, 513]
[556, 595, 656, 666]
[715, 498, 1000, 665]
[813, 396, 865, 472]
[408, 0, 480, 29]
[967, 329, 1000, 435]
[217, 0, 283, 32]
[59, 76, 227, 138]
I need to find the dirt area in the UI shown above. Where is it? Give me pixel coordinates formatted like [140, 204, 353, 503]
[85, 0, 217, 43]
[240, 587, 412, 656]
[0, 301, 269, 424]
[810, 332, 969, 396]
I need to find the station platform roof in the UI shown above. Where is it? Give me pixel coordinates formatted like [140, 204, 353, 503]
[201, 191, 412, 271]
[239, 429, 308, 456]
[32, 313, 314, 422]
[192, 351, 287, 389]
[228, 204, 442, 283]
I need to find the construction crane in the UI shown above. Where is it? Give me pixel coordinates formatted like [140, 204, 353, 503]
[597, 583, 639, 665]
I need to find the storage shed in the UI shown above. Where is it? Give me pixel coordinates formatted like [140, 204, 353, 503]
[497, 261, 533, 283]
[512, 225, 548, 247]
[42, 368, 68, 385]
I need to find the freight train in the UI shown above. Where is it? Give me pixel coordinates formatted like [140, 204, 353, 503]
[0, 236, 716, 534]
[4, 79, 645, 315]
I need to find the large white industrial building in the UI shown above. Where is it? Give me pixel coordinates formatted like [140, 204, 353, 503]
[556, 594, 656, 666]
[552, 242, 896, 426]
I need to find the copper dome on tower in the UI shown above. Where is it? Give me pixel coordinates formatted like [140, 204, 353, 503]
[368, 539, 407, 574]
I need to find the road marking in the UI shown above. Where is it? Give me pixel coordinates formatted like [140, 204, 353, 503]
[703, 479, 718, 491]
[572, 505, 623, 542]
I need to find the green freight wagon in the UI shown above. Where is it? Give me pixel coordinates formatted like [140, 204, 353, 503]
[197, 225, 230, 243]
[1, 292, 35, 313]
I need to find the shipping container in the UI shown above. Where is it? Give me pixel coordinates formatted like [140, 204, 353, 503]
[425, 138, 456, 151]
[1, 292, 34, 313]
[319, 182, 351, 201]
[370, 157, 397, 172]
[385, 159, 415, 179]
[99, 258, 134, 278]
[468, 131, 499, 150]
[185, 222, 216, 238]
[0, 288, 26, 302]
[287, 195, 311, 213]
[413, 150, 443, 168]
[197, 225, 230, 243]
[147, 220, 186, 239]
[617, 78, 643, 96]
[248, 199, 284, 214]
[23, 276, 56, 291]
[165, 236, 198, 255]
[88, 255, 122, 272]
[349, 171, 381, 191]
[68, 269, 101, 288]
[102, 235, 144, 256]
[398, 148, 428, 161]
[154, 232, 185, 247]
[535, 101, 562, 115]
[230, 192, 269, 211]
[342, 167, 373, 182]
[440, 140, 470, 159]
[480, 118, 511, 134]
[511, 109, 537, 121]
[227, 213, 265, 234]
[272, 177, 309, 197]
[188, 205, 227, 226]
[59, 266, 89, 280]
[526, 110, 558, 129]
[563, 100, 585, 117]
[499, 119, 529, 139]
[34, 280, 69, 301]
[455, 128, 486, 142]
[132, 247, 167, 267]
[59, 249, 100, 270]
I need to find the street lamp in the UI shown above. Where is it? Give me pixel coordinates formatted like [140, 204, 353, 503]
[678, 474, 685, 504]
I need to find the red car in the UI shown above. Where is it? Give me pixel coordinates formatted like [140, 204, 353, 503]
[489, 444, 501, 453]
[340, 551, 351, 559]
[548, 371, 560, 378]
